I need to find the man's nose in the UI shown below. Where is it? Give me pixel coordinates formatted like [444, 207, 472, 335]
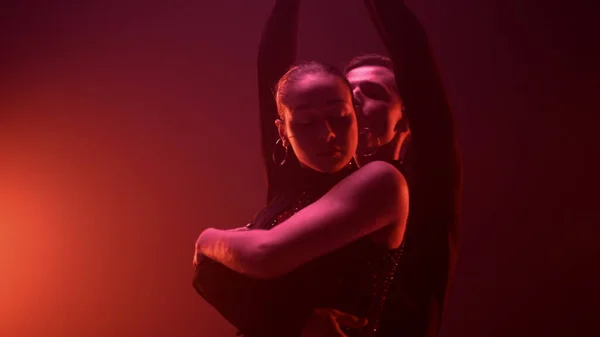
[352, 87, 364, 106]
[352, 88, 366, 114]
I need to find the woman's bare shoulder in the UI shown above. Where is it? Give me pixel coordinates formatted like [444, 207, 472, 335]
[353, 161, 406, 189]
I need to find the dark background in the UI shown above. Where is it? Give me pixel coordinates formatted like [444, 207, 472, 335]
[1, 1, 598, 336]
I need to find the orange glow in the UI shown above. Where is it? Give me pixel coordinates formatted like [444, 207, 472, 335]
[0, 135, 68, 334]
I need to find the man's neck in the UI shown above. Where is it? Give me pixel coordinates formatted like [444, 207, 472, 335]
[357, 131, 406, 166]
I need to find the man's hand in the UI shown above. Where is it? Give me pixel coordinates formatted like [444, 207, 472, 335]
[301, 308, 368, 337]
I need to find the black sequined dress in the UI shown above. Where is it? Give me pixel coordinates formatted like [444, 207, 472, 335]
[194, 164, 403, 337]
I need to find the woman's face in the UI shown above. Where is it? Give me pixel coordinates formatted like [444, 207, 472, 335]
[278, 73, 358, 173]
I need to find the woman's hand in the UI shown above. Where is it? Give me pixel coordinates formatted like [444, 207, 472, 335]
[193, 228, 216, 266]
[193, 225, 252, 265]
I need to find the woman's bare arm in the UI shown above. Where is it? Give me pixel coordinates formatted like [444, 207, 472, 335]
[196, 161, 409, 279]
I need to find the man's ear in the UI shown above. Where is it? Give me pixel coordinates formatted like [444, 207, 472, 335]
[395, 104, 410, 134]
[396, 117, 410, 134]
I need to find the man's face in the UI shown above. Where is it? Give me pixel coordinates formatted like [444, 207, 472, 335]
[346, 65, 403, 146]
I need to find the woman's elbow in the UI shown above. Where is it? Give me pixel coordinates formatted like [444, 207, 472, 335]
[397, 174, 409, 208]
[370, 161, 409, 210]
[392, 173, 410, 224]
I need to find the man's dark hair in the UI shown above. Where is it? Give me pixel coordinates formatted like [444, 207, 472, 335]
[344, 54, 394, 74]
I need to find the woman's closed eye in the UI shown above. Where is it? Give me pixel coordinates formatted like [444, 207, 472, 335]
[330, 114, 352, 124]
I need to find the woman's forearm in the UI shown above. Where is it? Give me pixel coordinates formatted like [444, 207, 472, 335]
[196, 228, 274, 279]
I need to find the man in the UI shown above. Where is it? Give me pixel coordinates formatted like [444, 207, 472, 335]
[257, 0, 461, 336]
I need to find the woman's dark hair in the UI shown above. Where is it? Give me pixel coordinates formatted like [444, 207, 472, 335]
[275, 61, 353, 118]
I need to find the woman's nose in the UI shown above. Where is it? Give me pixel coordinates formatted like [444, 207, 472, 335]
[321, 121, 336, 141]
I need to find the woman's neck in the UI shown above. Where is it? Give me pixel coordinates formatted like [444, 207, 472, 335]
[288, 161, 357, 193]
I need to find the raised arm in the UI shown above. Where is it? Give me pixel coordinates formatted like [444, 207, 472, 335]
[364, 1, 462, 334]
[257, 0, 301, 202]
[365, 0, 461, 199]
[365, 0, 461, 282]
[196, 161, 409, 279]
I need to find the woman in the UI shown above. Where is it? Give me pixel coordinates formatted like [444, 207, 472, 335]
[195, 61, 408, 274]
[194, 60, 408, 337]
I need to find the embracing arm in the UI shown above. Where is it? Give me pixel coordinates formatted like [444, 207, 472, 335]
[258, 0, 301, 202]
[197, 161, 409, 279]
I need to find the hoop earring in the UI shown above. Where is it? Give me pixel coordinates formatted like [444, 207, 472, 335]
[272, 138, 289, 166]
[357, 127, 380, 157]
